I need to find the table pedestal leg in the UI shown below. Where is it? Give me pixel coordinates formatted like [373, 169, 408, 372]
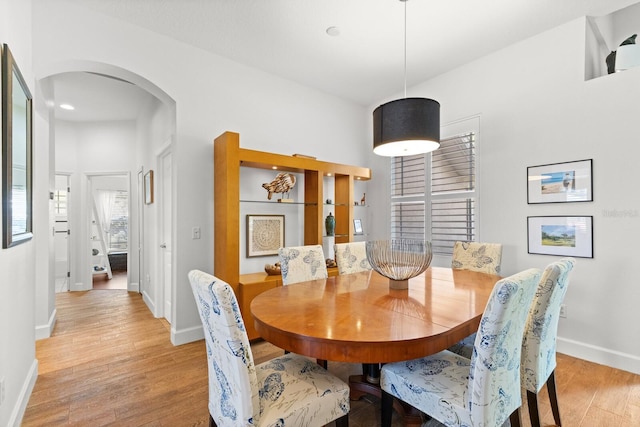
[349, 364, 423, 427]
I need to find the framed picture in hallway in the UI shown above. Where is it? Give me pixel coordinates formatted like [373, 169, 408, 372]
[2, 43, 34, 248]
[144, 170, 154, 204]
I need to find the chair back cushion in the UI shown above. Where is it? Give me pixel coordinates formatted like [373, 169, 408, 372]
[467, 268, 541, 424]
[188, 270, 260, 425]
[278, 245, 328, 285]
[334, 242, 372, 274]
[521, 257, 575, 393]
[451, 241, 503, 274]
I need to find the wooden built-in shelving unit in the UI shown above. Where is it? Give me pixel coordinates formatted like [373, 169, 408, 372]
[214, 131, 371, 339]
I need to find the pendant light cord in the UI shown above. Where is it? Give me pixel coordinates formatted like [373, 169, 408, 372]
[403, 0, 407, 98]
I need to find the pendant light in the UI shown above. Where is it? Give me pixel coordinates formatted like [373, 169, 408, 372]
[373, 0, 440, 157]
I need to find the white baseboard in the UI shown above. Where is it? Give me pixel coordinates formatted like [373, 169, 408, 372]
[141, 290, 157, 316]
[557, 337, 640, 375]
[128, 282, 140, 293]
[171, 324, 204, 346]
[70, 282, 87, 291]
[9, 359, 38, 427]
[35, 308, 57, 340]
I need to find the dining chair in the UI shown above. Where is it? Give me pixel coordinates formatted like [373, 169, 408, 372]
[380, 268, 541, 427]
[522, 257, 575, 427]
[334, 242, 371, 275]
[188, 270, 350, 427]
[447, 258, 575, 427]
[451, 241, 503, 275]
[278, 244, 328, 285]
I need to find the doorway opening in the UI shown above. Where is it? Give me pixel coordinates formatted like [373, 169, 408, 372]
[90, 174, 129, 290]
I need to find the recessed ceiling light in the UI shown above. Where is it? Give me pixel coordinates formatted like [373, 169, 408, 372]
[326, 26, 340, 37]
[59, 103, 75, 110]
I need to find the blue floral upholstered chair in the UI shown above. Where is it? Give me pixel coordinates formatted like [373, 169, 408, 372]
[278, 244, 328, 285]
[188, 270, 350, 427]
[447, 258, 575, 427]
[334, 242, 371, 275]
[380, 268, 541, 427]
[521, 257, 575, 427]
[451, 241, 503, 275]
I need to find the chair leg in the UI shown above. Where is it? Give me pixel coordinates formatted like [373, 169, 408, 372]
[527, 390, 540, 427]
[509, 407, 522, 427]
[381, 390, 394, 427]
[334, 413, 349, 427]
[547, 370, 562, 426]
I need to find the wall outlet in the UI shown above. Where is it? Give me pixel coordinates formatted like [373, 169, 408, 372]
[559, 304, 567, 318]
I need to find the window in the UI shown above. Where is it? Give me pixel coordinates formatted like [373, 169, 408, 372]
[108, 190, 128, 251]
[390, 119, 477, 256]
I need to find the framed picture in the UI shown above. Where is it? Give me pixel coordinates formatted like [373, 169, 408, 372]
[527, 216, 593, 258]
[144, 170, 154, 204]
[2, 44, 33, 248]
[527, 159, 592, 204]
[246, 214, 285, 257]
[353, 219, 363, 235]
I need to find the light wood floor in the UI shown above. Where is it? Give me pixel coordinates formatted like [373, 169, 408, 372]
[22, 290, 640, 426]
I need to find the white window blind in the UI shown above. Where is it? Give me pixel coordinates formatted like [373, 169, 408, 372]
[391, 154, 425, 240]
[390, 129, 477, 256]
[430, 132, 476, 256]
[108, 191, 129, 251]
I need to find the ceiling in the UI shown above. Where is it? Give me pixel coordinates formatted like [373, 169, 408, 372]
[47, 0, 637, 122]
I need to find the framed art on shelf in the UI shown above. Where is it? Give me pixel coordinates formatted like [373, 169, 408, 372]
[246, 214, 285, 257]
[353, 219, 363, 235]
[144, 170, 154, 204]
[527, 159, 593, 204]
[527, 215, 593, 258]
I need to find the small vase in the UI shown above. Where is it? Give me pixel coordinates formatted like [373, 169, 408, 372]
[325, 212, 336, 236]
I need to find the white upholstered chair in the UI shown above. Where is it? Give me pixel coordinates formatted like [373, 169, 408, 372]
[451, 241, 503, 275]
[521, 257, 575, 427]
[448, 258, 575, 427]
[380, 268, 541, 427]
[278, 244, 328, 285]
[334, 242, 371, 275]
[188, 270, 350, 427]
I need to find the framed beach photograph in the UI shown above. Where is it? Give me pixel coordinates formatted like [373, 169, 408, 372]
[527, 159, 592, 204]
[246, 214, 285, 257]
[353, 219, 363, 235]
[527, 216, 593, 258]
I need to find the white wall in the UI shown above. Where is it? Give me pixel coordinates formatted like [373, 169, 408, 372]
[56, 119, 139, 291]
[33, 0, 369, 345]
[368, 17, 640, 374]
[0, 0, 40, 425]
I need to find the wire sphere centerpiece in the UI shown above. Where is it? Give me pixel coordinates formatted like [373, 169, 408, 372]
[366, 240, 433, 289]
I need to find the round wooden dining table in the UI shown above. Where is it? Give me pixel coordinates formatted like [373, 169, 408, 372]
[251, 267, 501, 426]
[251, 267, 500, 364]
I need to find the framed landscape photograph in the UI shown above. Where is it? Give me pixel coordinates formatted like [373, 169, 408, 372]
[527, 216, 593, 258]
[527, 159, 592, 204]
[246, 214, 285, 257]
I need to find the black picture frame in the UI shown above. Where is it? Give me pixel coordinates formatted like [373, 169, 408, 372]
[2, 44, 33, 248]
[527, 215, 593, 258]
[527, 159, 593, 204]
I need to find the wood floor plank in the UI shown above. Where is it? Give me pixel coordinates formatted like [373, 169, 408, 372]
[22, 289, 640, 427]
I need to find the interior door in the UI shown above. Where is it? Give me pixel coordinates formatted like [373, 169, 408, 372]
[160, 151, 173, 323]
[54, 174, 70, 292]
